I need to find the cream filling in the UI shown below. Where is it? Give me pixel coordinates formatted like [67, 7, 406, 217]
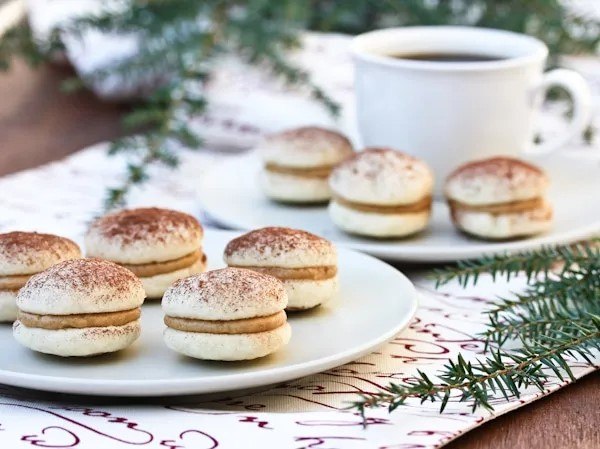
[228, 265, 337, 281]
[119, 250, 205, 277]
[333, 195, 432, 214]
[0, 273, 33, 291]
[448, 197, 544, 215]
[164, 311, 287, 334]
[265, 163, 333, 179]
[17, 308, 142, 330]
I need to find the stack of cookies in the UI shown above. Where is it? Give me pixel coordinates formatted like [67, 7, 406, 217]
[257, 126, 553, 241]
[0, 232, 80, 323]
[224, 227, 338, 311]
[4, 205, 341, 362]
[2, 130, 555, 365]
[444, 157, 553, 239]
[14, 258, 145, 357]
[162, 267, 291, 361]
[329, 148, 434, 238]
[85, 207, 206, 299]
[259, 126, 354, 203]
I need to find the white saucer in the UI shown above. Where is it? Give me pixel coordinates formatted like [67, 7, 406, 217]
[0, 230, 417, 396]
[199, 153, 600, 262]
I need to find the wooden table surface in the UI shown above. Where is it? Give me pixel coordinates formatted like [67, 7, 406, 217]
[1, 62, 598, 449]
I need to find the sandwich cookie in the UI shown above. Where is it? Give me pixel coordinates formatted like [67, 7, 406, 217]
[224, 227, 338, 311]
[329, 148, 434, 237]
[445, 157, 553, 239]
[0, 232, 80, 322]
[162, 267, 291, 360]
[85, 207, 206, 299]
[259, 126, 354, 203]
[13, 258, 145, 356]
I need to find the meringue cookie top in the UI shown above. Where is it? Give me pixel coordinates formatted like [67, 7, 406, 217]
[17, 258, 145, 315]
[329, 148, 434, 205]
[224, 227, 337, 268]
[0, 232, 81, 276]
[445, 157, 548, 206]
[258, 126, 354, 168]
[162, 267, 288, 321]
[85, 207, 203, 264]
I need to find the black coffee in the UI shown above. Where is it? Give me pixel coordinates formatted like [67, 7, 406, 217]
[390, 53, 504, 62]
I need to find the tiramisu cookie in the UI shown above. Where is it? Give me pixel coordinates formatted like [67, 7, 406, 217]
[224, 227, 338, 311]
[85, 207, 206, 299]
[329, 148, 434, 238]
[162, 267, 291, 361]
[13, 258, 144, 356]
[0, 232, 80, 323]
[259, 126, 354, 203]
[445, 157, 553, 239]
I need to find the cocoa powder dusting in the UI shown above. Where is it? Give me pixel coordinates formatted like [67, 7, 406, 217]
[171, 267, 285, 306]
[266, 126, 352, 153]
[19, 258, 141, 306]
[89, 207, 202, 246]
[0, 232, 80, 267]
[331, 148, 422, 182]
[224, 227, 332, 259]
[447, 157, 545, 182]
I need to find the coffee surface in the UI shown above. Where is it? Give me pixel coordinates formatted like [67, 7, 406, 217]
[390, 52, 504, 62]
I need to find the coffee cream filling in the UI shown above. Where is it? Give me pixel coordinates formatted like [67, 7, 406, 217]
[448, 197, 544, 215]
[265, 163, 333, 179]
[17, 307, 141, 330]
[0, 273, 33, 291]
[333, 195, 432, 214]
[120, 250, 205, 278]
[164, 311, 287, 334]
[228, 265, 337, 281]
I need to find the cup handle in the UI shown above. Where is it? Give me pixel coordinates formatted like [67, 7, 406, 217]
[526, 68, 593, 156]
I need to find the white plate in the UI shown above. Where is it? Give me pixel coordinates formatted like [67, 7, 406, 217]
[0, 230, 417, 396]
[199, 153, 600, 262]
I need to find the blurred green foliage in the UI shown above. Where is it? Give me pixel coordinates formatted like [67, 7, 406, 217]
[305, 0, 599, 60]
[0, 0, 597, 208]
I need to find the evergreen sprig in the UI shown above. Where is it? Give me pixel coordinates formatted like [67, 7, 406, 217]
[1, 1, 341, 209]
[0, 21, 63, 70]
[352, 240, 600, 421]
[431, 241, 598, 287]
[352, 321, 599, 417]
[59, 0, 339, 209]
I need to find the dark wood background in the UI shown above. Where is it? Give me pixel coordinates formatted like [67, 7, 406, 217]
[1, 62, 598, 449]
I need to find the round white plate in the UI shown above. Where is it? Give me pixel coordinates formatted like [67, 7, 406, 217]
[0, 230, 417, 396]
[199, 153, 600, 262]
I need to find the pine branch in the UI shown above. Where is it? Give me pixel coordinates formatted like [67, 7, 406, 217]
[61, 1, 340, 209]
[351, 318, 600, 421]
[353, 241, 599, 422]
[104, 72, 205, 209]
[489, 269, 599, 318]
[0, 21, 63, 70]
[432, 241, 599, 288]
[481, 253, 599, 347]
[484, 314, 597, 348]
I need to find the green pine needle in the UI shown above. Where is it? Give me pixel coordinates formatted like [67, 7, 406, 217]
[352, 241, 599, 423]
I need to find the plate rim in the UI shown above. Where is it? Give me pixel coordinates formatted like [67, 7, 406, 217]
[199, 156, 600, 262]
[0, 230, 418, 396]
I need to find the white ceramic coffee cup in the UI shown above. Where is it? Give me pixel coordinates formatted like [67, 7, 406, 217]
[352, 26, 593, 188]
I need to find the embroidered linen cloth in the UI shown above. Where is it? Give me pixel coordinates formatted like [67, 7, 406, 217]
[0, 20, 599, 449]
